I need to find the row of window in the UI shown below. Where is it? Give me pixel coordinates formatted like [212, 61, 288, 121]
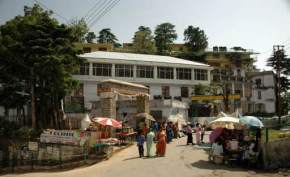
[74, 83, 190, 98]
[78, 63, 208, 81]
[161, 86, 189, 98]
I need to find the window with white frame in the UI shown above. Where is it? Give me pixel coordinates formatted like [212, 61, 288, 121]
[157, 67, 173, 79]
[79, 63, 89, 75]
[176, 68, 191, 80]
[136, 65, 154, 78]
[92, 63, 112, 76]
[194, 69, 208, 81]
[115, 64, 134, 77]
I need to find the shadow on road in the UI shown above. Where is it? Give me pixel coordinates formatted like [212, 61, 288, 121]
[190, 160, 277, 175]
[122, 156, 140, 161]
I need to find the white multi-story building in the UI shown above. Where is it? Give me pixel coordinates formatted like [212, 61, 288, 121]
[248, 71, 276, 114]
[72, 51, 212, 123]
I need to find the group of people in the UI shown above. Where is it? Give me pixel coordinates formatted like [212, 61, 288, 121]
[185, 123, 206, 145]
[209, 128, 262, 166]
[136, 122, 179, 158]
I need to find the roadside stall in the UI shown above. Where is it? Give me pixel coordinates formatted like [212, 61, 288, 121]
[207, 114, 264, 167]
[90, 117, 122, 158]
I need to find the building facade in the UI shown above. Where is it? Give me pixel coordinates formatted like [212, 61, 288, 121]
[71, 51, 212, 123]
[204, 46, 257, 114]
[247, 71, 276, 114]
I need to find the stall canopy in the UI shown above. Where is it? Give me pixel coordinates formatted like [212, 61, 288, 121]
[92, 117, 122, 128]
[135, 113, 156, 121]
[240, 116, 264, 128]
[209, 116, 240, 129]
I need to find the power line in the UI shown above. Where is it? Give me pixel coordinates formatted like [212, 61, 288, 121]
[86, 0, 113, 24]
[83, 0, 103, 20]
[34, 0, 69, 22]
[89, 0, 121, 28]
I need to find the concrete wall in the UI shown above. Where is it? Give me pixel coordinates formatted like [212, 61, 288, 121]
[262, 138, 290, 169]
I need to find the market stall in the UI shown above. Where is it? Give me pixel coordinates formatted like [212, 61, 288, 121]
[90, 117, 122, 158]
[207, 115, 264, 167]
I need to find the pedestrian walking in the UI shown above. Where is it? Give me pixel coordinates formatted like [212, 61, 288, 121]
[156, 127, 166, 157]
[136, 130, 145, 158]
[195, 123, 201, 145]
[166, 123, 173, 143]
[146, 128, 155, 157]
[186, 124, 193, 145]
[201, 124, 206, 143]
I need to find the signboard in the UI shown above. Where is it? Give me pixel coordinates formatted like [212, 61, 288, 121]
[191, 94, 241, 101]
[40, 130, 90, 146]
[28, 141, 38, 151]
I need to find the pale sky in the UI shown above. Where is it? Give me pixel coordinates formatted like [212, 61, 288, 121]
[1, 0, 290, 70]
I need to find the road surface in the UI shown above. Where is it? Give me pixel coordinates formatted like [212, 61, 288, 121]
[3, 136, 284, 177]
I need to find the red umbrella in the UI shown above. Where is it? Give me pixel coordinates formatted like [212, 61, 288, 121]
[92, 117, 122, 128]
[209, 128, 223, 143]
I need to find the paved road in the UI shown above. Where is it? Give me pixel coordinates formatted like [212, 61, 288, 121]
[4, 136, 284, 177]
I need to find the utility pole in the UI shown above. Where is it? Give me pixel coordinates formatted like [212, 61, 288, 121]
[30, 67, 36, 129]
[273, 45, 284, 127]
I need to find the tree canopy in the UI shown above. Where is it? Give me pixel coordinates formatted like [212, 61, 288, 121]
[85, 31, 96, 43]
[97, 28, 118, 44]
[184, 25, 208, 52]
[0, 4, 84, 128]
[68, 18, 89, 43]
[267, 49, 290, 119]
[132, 26, 156, 54]
[154, 23, 177, 55]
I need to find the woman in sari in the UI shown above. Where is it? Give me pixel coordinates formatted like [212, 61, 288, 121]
[146, 128, 155, 157]
[156, 127, 166, 157]
[195, 123, 201, 145]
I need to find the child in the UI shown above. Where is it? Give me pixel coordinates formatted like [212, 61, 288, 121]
[136, 130, 145, 158]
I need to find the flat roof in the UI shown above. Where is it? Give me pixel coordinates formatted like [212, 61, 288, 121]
[79, 51, 210, 67]
[100, 79, 148, 89]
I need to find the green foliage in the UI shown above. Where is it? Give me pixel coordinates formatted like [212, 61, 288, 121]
[85, 32, 96, 43]
[193, 84, 211, 95]
[184, 25, 208, 52]
[0, 4, 84, 128]
[154, 22, 177, 55]
[68, 18, 89, 43]
[177, 51, 206, 63]
[0, 118, 41, 139]
[282, 92, 290, 115]
[132, 26, 156, 54]
[97, 28, 118, 44]
[267, 49, 290, 115]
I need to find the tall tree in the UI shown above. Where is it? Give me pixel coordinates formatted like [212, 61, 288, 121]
[267, 47, 290, 124]
[154, 23, 177, 55]
[68, 18, 89, 43]
[184, 26, 208, 52]
[85, 32, 96, 43]
[132, 26, 156, 54]
[0, 5, 83, 129]
[97, 28, 118, 44]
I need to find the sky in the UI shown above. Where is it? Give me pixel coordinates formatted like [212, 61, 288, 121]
[1, 0, 290, 70]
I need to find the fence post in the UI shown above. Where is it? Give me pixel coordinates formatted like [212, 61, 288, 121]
[265, 128, 269, 143]
[83, 144, 87, 163]
[59, 145, 62, 169]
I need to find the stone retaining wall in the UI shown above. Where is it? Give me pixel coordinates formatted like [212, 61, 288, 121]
[262, 138, 290, 169]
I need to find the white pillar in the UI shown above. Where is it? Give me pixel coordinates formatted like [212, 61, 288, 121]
[208, 70, 211, 82]
[173, 68, 177, 80]
[232, 82, 235, 94]
[133, 65, 137, 78]
[112, 64, 115, 77]
[192, 68, 195, 80]
[89, 62, 93, 76]
[154, 66, 158, 79]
